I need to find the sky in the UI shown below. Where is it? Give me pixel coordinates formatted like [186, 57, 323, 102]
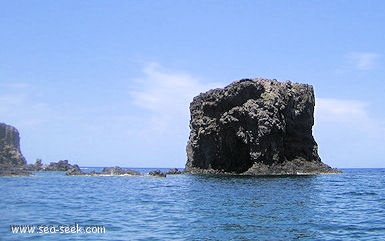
[1, 0, 384, 168]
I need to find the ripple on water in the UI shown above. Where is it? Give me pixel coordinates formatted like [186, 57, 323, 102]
[1, 169, 385, 240]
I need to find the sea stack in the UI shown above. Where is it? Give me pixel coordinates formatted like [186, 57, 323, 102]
[0, 123, 30, 176]
[185, 78, 339, 175]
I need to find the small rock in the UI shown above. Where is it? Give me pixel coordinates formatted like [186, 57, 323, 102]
[165, 168, 183, 175]
[66, 165, 85, 176]
[148, 170, 166, 177]
[101, 166, 141, 176]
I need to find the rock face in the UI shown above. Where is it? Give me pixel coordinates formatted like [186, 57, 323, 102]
[0, 123, 30, 176]
[0, 123, 27, 167]
[185, 78, 339, 175]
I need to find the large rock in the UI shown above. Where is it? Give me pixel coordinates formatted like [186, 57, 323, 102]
[0, 123, 30, 176]
[0, 123, 27, 166]
[185, 78, 340, 175]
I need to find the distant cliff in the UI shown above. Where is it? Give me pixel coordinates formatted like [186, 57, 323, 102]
[186, 78, 340, 175]
[0, 123, 29, 176]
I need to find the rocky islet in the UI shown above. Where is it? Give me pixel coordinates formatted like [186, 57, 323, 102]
[185, 78, 340, 175]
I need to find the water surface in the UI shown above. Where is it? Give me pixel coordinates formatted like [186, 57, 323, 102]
[1, 168, 384, 240]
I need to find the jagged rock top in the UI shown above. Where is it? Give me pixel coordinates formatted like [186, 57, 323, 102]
[186, 78, 339, 175]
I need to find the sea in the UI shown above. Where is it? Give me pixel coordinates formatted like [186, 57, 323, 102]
[1, 168, 384, 241]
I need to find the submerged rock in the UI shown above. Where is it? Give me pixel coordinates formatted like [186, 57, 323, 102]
[185, 78, 340, 175]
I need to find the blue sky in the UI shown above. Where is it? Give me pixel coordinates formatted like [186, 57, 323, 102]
[1, 0, 384, 168]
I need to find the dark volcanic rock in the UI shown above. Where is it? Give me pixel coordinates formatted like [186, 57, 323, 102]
[0, 123, 27, 167]
[165, 168, 183, 175]
[0, 123, 30, 176]
[44, 160, 73, 171]
[30, 159, 44, 171]
[67, 166, 141, 176]
[101, 166, 141, 176]
[148, 170, 166, 177]
[26, 159, 83, 172]
[185, 78, 340, 175]
[0, 166, 32, 176]
[66, 164, 86, 176]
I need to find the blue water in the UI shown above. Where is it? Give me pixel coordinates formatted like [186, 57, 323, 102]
[1, 168, 385, 240]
